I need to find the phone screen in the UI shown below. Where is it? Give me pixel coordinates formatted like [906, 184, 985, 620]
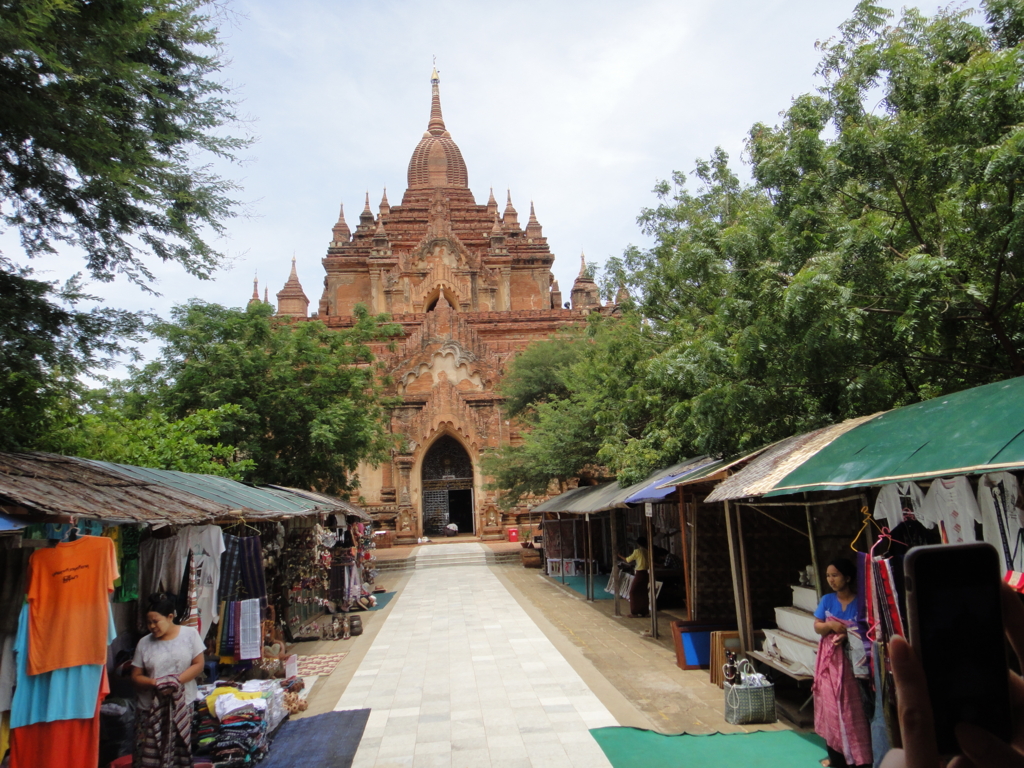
[907, 543, 1011, 754]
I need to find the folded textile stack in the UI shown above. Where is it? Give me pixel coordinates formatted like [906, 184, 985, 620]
[201, 688, 270, 766]
[192, 699, 219, 755]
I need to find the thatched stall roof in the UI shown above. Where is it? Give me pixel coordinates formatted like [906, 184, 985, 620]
[0, 452, 368, 525]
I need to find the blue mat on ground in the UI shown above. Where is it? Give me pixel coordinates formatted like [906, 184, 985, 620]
[368, 591, 396, 610]
[261, 709, 370, 768]
[548, 573, 614, 599]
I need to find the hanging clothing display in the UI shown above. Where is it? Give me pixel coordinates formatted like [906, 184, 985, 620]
[138, 533, 186, 624]
[976, 471, 1024, 573]
[114, 525, 141, 603]
[10, 605, 114, 728]
[218, 534, 268, 614]
[183, 525, 226, 633]
[9, 706, 104, 768]
[873, 482, 927, 531]
[26, 536, 118, 675]
[920, 476, 981, 544]
[12, 535, 117, 768]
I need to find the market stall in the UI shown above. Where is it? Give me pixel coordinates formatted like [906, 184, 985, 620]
[0, 451, 374, 768]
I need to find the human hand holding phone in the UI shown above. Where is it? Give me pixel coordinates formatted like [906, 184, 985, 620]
[881, 581, 1024, 767]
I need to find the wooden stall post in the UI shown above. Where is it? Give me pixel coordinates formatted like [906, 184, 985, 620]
[804, 495, 822, 599]
[724, 499, 749, 653]
[610, 506, 622, 617]
[677, 488, 693, 621]
[735, 503, 755, 654]
[585, 513, 593, 601]
[645, 502, 658, 639]
[558, 513, 565, 584]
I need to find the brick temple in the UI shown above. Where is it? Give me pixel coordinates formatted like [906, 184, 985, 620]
[264, 69, 612, 541]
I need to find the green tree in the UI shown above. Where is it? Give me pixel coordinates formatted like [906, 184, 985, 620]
[120, 301, 401, 493]
[0, 266, 145, 450]
[491, 0, 1024, 494]
[0, 0, 248, 282]
[44, 401, 253, 478]
[0, 0, 249, 449]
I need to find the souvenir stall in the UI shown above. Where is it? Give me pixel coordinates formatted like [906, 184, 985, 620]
[0, 452, 375, 768]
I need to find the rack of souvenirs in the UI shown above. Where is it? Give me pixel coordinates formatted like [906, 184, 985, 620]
[0, 507, 383, 767]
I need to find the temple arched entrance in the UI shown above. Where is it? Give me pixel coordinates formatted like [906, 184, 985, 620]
[420, 435, 475, 536]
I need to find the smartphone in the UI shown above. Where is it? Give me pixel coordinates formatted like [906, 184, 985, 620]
[904, 542, 1012, 755]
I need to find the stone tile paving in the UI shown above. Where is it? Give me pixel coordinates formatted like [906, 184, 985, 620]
[496, 566, 790, 736]
[335, 545, 616, 768]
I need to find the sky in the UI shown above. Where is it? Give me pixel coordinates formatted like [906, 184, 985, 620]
[8, 0, 984, 370]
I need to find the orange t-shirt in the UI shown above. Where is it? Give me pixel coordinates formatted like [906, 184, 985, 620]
[27, 536, 118, 675]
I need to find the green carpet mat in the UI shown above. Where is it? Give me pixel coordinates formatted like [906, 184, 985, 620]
[546, 573, 614, 599]
[367, 591, 396, 610]
[590, 727, 828, 768]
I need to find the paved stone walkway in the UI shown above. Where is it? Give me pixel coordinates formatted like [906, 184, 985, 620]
[335, 546, 617, 768]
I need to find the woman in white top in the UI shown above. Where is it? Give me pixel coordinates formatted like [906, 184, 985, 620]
[132, 593, 206, 767]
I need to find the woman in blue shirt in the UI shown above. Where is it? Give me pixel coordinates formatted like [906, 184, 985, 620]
[814, 559, 859, 644]
[813, 558, 871, 768]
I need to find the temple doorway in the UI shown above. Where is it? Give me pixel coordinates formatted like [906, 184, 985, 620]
[421, 435, 475, 536]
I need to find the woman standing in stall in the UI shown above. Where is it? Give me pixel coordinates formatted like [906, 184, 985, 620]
[131, 593, 205, 767]
[618, 536, 651, 618]
[813, 559, 872, 768]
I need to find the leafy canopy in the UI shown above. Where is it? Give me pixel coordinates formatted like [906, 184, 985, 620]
[118, 301, 401, 493]
[488, 0, 1024, 494]
[0, 0, 249, 282]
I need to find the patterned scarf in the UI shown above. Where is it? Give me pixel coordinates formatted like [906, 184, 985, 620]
[134, 674, 192, 768]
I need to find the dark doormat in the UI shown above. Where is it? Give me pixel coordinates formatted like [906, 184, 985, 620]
[261, 708, 371, 768]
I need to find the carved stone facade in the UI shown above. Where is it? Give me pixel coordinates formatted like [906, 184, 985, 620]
[270, 70, 608, 540]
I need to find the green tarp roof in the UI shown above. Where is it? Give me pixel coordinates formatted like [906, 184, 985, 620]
[765, 377, 1024, 496]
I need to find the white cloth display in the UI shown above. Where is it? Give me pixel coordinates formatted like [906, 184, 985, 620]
[238, 598, 262, 661]
[214, 692, 268, 720]
[873, 482, 928, 530]
[921, 476, 981, 544]
[183, 525, 226, 633]
[977, 471, 1024, 572]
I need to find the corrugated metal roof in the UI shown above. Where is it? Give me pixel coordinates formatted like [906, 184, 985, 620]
[766, 377, 1024, 495]
[705, 413, 879, 502]
[82, 460, 318, 516]
[0, 453, 227, 523]
[268, 486, 371, 521]
[530, 482, 622, 514]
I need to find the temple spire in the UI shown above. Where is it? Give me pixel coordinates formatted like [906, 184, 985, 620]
[379, 188, 390, 217]
[249, 273, 260, 306]
[331, 203, 350, 243]
[525, 200, 543, 238]
[503, 190, 519, 230]
[358, 192, 375, 231]
[578, 251, 587, 277]
[427, 66, 447, 136]
[486, 187, 498, 216]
